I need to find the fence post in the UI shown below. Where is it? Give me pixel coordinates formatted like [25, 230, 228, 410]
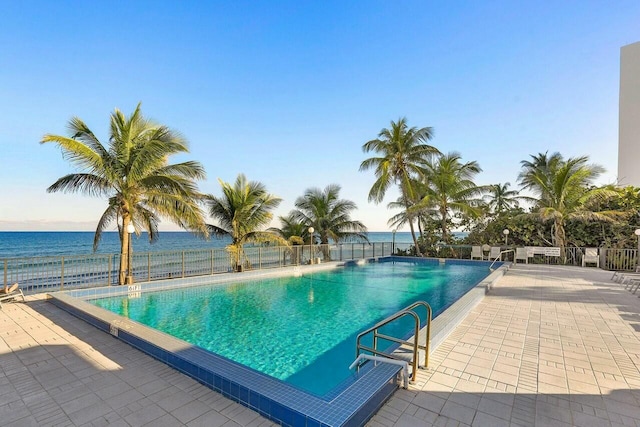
[259, 247, 262, 270]
[108, 255, 111, 286]
[3, 259, 7, 287]
[61, 257, 65, 290]
[211, 249, 214, 275]
[148, 253, 151, 281]
[182, 251, 185, 278]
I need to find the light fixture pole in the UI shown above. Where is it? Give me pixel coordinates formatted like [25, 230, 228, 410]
[126, 223, 135, 284]
[392, 229, 397, 255]
[503, 229, 510, 246]
[308, 227, 315, 264]
[635, 229, 640, 269]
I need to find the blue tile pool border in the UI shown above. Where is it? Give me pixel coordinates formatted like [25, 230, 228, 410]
[48, 257, 509, 426]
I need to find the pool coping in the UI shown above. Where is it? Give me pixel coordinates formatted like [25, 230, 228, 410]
[47, 257, 509, 427]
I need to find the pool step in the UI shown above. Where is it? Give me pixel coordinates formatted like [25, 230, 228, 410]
[390, 345, 426, 371]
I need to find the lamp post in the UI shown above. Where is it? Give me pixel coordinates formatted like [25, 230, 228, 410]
[126, 223, 135, 284]
[503, 229, 510, 246]
[392, 229, 397, 255]
[308, 227, 314, 264]
[635, 229, 640, 269]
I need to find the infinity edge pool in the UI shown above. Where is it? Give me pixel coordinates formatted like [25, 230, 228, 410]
[48, 257, 509, 427]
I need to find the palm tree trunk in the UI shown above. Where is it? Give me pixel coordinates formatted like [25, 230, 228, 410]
[408, 217, 422, 257]
[555, 219, 567, 263]
[402, 192, 422, 257]
[119, 217, 131, 285]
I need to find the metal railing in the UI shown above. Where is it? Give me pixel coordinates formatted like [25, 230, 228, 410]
[2, 242, 395, 294]
[6, 242, 639, 294]
[354, 301, 431, 382]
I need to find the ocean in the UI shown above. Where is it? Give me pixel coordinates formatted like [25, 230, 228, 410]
[0, 231, 419, 259]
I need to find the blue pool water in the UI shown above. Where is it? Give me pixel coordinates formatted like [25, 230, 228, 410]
[91, 259, 491, 396]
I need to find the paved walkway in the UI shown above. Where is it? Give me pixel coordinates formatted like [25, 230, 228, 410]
[1, 265, 640, 426]
[0, 296, 276, 427]
[369, 265, 640, 427]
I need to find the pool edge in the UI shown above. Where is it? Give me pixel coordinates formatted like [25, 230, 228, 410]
[47, 257, 509, 426]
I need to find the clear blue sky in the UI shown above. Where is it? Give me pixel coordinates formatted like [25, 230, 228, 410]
[1, 1, 638, 231]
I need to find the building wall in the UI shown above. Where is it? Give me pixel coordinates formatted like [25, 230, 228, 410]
[618, 41, 640, 186]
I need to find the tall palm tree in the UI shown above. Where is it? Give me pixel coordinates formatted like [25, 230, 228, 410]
[291, 184, 368, 259]
[486, 182, 526, 214]
[360, 117, 440, 255]
[518, 152, 614, 254]
[415, 152, 485, 243]
[41, 104, 208, 285]
[207, 174, 284, 271]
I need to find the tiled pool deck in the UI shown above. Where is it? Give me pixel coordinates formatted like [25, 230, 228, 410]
[1, 264, 640, 426]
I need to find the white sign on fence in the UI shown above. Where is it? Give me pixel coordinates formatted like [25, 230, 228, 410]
[526, 246, 561, 257]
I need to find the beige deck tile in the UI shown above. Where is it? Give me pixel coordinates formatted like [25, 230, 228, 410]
[4, 265, 640, 427]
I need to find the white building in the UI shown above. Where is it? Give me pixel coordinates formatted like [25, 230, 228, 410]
[618, 41, 640, 186]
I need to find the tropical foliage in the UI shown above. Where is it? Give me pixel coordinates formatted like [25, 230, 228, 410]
[291, 184, 368, 259]
[207, 174, 284, 271]
[360, 117, 440, 255]
[485, 182, 526, 215]
[41, 104, 208, 284]
[517, 152, 616, 254]
[413, 152, 486, 243]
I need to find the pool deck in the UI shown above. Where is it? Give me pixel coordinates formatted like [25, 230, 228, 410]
[1, 264, 640, 426]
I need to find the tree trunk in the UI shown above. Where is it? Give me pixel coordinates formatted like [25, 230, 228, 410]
[402, 191, 422, 257]
[119, 217, 131, 285]
[408, 217, 422, 257]
[555, 219, 567, 263]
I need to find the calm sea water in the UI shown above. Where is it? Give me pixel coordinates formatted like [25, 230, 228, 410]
[0, 231, 419, 259]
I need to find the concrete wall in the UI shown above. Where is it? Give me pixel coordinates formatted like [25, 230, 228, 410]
[618, 41, 640, 186]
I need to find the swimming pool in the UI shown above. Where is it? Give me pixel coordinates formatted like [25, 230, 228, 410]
[50, 257, 506, 426]
[90, 259, 489, 394]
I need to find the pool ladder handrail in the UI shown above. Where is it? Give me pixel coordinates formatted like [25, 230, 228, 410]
[354, 301, 432, 382]
[489, 249, 514, 271]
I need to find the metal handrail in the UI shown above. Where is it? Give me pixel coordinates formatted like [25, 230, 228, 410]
[2, 242, 394, 293]
[354, 300, 432, 382]
[349, 354, 409, 389]
[489, 249, 514, 271]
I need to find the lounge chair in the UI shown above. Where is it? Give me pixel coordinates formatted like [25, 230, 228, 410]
[489, 246, 501, 261]
[470, 246, 483, 260]
[581, 248, 599, 268]
[0, 283, 25, 308]
[514, 247, 528, 264]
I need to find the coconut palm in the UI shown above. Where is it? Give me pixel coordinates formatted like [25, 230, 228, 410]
[360, 117, 440, 255]
[207, 174, 284, 271]
[486, 182, 526, 214]
[414, 152, 485, 243]
[268, 213, 308, 264]
[269, 213, 306, 245]
[291, 184, 368, 259]
[517, 152, 615, 255]
[41, 104, 208, 285]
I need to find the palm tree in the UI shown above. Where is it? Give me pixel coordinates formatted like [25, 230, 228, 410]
[414, 152, 485, 243]
[360, 117, 440, 255]
[269, 213, 306, 245]
[41, 104, 208, 285]
[291, 184, 368, 259]
[268, 213, 307, 264]
[486, 182, 526, 214]
[518, 152, 614, 255]
[207, 174, 284, 271]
